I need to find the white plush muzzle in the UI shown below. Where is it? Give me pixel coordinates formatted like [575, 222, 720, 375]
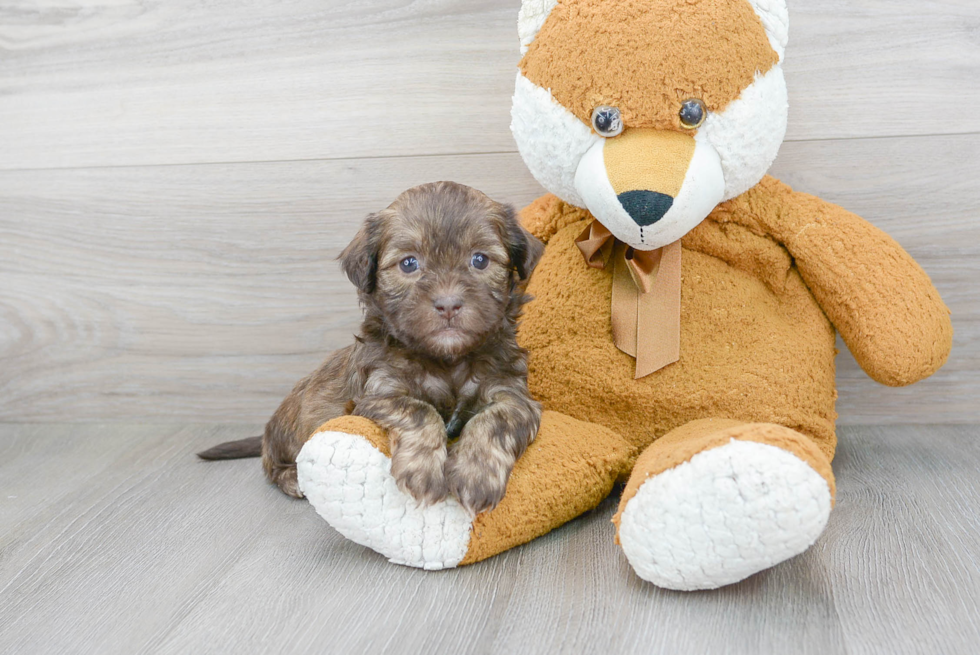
[511, 67, 787, 251]
[573, 131, 726, 249]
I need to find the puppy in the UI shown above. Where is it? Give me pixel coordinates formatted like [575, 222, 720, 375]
[199, 182, 544, 515]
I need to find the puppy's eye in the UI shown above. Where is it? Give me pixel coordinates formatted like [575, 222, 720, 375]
[399, 257, 419, 274]
[471, 253, 490, 270]
[679, 99, 707, 129]
[591, 106, 623, 138]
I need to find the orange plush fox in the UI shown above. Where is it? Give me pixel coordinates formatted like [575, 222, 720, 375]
[296, 0, 953, 590]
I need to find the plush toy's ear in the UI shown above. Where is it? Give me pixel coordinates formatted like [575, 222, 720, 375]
[746, 0, 789, 60]
[497, 203, 544, 282]
[518, 0, 559, 54]
[339, 213, 385, 294]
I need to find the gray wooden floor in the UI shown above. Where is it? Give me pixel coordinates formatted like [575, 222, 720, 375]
[3, 2, 979, 653]
[1, 424, 978, 654]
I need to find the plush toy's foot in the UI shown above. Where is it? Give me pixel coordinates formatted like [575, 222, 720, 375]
[296, 417, 471, 570]
[297, 412, 634, 570]
[613, 420, 835, 591]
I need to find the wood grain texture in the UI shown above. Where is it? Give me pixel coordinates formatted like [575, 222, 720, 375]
[2, 134, 977, 423]
[1, 0, 978, 170]
[0, 424, 978, 654]
[1, 0, 977, 424]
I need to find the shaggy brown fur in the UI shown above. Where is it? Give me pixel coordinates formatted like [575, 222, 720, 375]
[199, 182, 544, 515]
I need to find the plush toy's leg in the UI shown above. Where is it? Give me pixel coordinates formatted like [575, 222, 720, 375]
[296, 411, 634, 570]
[613, 419, 836, 591]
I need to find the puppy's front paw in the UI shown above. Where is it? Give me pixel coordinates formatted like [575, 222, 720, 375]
[445, 448, 510, 516]
[391, 448, 449, 506]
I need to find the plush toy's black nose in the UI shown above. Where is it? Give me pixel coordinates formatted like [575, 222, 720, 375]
[617, 190, 674, 227]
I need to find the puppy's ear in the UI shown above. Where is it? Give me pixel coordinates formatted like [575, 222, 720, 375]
[498, 203, 544, 282]
[339, 212, 384, 294]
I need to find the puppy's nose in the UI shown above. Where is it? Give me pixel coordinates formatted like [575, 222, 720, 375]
[433, 296, 464, 320]
[617, 190, 674, 227]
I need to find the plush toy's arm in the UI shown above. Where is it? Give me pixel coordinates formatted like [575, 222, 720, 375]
[519, 193, 591, 244]
[747, 177, 953, 387]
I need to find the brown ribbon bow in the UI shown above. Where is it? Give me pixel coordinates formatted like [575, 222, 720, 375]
[576, 221, 681, 379]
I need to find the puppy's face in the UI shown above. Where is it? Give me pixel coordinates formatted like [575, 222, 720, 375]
[340, 182, 543, 361]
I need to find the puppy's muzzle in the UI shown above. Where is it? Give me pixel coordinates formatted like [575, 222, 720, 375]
[434, 296, 463, 321]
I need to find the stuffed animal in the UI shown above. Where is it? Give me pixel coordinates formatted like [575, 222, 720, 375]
[296, 0, 953, 589]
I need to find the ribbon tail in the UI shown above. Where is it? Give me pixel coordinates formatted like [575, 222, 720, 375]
[634, 241, 682, 379]
[610, 242, 639, 358]
[600, 228, 683, 379]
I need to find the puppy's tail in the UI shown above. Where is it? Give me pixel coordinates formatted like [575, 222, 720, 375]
[197, 436, 262, 460]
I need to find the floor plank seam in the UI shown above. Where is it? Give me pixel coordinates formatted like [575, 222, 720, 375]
[1, 131, 978, 175]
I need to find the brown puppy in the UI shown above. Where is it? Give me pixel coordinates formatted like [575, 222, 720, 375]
[199, 182, 544, 515]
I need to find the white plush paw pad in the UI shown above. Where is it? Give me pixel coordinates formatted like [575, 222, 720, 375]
[619, 439, 832, 591]
[296, 431, 472, 570]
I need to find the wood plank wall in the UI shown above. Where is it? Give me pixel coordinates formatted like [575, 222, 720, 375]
[1, 0, 978, 423]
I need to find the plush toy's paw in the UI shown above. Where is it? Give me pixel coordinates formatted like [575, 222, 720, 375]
[296, 427, 472, 571]
[618, 439, 832, 591]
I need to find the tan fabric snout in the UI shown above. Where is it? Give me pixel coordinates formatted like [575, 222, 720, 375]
[604, 129, 696, 199]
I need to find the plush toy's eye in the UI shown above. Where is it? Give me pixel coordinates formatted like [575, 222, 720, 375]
[399, 256, 419, 274]
[591, 106, 624, 138]
[471, 253, 490, 270]
[679, 99, 707, 129]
